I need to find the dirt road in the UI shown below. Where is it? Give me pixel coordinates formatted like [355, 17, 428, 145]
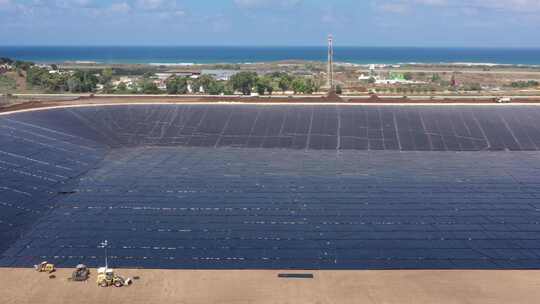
[4, 94, 540, 115]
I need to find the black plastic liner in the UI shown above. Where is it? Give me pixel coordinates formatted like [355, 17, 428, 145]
[1, 104, 540, 270]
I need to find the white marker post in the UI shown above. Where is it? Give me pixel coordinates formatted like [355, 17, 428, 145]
[99, 240, 109, 269]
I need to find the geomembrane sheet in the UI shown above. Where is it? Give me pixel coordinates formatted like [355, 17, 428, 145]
[1, 104, 540, 270]
[8, 104, 540, 151]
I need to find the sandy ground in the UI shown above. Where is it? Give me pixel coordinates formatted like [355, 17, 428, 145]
[2, 268, 540, 304]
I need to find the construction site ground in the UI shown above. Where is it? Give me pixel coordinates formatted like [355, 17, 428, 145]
[2, 268, 540, 304]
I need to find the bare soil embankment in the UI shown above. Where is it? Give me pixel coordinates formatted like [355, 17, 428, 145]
[3, 94, 540, 114]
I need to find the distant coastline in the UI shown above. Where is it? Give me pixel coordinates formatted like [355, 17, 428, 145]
[2, 46, 540, 66]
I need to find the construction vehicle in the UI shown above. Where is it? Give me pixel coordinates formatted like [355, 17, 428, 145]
[34, 261, 55, 274]
[96, 267, 132, 288]
[71, 264, 90, 282]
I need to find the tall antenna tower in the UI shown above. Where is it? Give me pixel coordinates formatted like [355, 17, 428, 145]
[327, 34, 334, 90]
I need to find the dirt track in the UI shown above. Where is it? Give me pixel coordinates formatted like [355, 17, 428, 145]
[2, 268, 540, 304]
[4, 94, 540, 114]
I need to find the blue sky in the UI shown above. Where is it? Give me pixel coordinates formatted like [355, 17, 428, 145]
[1, 0, 539, 47]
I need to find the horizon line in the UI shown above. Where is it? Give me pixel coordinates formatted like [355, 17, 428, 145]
[2, 45, 540, 50]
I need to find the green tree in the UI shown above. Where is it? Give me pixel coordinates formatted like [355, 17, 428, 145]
[129, 84, 140, 94]
[229, 71, 257, 95]
[142, 80, 161, 94]
[73, 71, 99, 92]
[304, 78, 315, 94]
[510, 80, 540, 88]
[26, 66, 48, 87]
[166, 78, 177, 94]
[292, 78, 306, 94]
[193, 74, 224, 95]
[278, 74, 293, 93]
[198, 75, 217, 93]
[14, 60, 34, 71]
[100, 68, 114, 85]
[190, 78, 201, 94]
[223, 83, 235, 95]
[267, 82, 274, 95]
[45, 73, 69, 92]
[166, 76, 188, 94]
[176, 78, 188, 94]
[117, 82, 128, 93]
[26, 66, 97, 93]
[255, 76, 273, 95]
[312, 76, 324, 93]
[335, 85, 343, 95]
[269, 71, 286, 78]
[143, 72, 156, 79]
[207, 81, 226, 95]
[255, 80, 266, 95]
[67, 77, 82, 93]
[404, 72, 413, 81]
[103, 83, 115, 94]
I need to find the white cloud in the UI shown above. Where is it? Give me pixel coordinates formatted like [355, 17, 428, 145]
[415, 0, 447, 5]
[377, 2, 409, 13]
[109, 2, 131, 13]
[476, 0, 540, 11]
[136, 0, 164, 10]
[373, 0, 540, 14]
[60, 0, 94, 7]
[234, 0, 302, 9]
[136, 0, 183, 11]
[172, 10, 185, 17]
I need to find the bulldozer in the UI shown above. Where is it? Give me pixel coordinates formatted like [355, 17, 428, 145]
[34, 261, 55, 274]
[96, 268, 131, 288]
[71, 264, 90, 282]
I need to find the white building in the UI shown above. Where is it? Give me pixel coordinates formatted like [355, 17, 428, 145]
[201, 69, 238, 81]
[375, 79, 426, 85]
[359, 74, 426, 85]
[155, 73, 174, 81]
[36, 64, 52, 70]
[358, 74, 374, 81]
[187, 83, 206, 94]
[112, 76, 138, 89]
[153, 79, 167, 90]
[0, 64, 12, 73]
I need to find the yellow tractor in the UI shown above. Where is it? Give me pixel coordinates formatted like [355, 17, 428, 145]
[34, 261, 55, 274]
[96, 268, 131, 288]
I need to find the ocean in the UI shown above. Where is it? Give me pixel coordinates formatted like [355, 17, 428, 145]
[1, 46, 539, 65]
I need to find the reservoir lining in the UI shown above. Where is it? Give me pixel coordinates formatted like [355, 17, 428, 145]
[1, 104, 540, 269]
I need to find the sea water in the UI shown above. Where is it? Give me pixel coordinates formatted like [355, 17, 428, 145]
[1, 46, 539, 65]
